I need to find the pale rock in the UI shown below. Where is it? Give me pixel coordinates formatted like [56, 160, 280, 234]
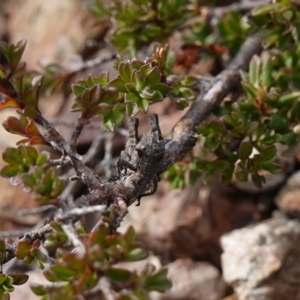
[275, 170, 300, 218]
[221, 218, 300, 300]
[152, 259, 226, 300]
[5, 0, 106, 69]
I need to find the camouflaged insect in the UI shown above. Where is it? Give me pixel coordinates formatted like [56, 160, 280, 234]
[116, 114, 168, 205]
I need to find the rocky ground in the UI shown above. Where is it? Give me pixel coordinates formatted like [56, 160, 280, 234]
[1, 1, 300, 300]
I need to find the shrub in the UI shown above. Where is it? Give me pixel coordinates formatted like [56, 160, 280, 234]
[0, 0, 300, 299]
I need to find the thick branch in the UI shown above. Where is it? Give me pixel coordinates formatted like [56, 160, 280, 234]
[165, 34, 263, 161]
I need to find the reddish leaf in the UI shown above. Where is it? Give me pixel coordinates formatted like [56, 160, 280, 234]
[17, 241, 31, 252]
[207, 43, 229, 55]
[25, 120, 40, 136]
[29, 136, 49, 146]
[16, 138, 30, 145]
[77, 266, 95, 290]
[0, 98, 21, 110]
[2, 116, 27, 136]
[0, 77, 22, 102]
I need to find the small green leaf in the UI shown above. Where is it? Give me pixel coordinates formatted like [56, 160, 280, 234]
[97, 72, 109, 89]
[0, 165, 19, 178]
[72, 84, 86, 96]
[203, 169, 215, 184]
[103, 115, 115, 131]
[259, 162, 281, 174]
[26, 146, 38, 165]
[247, 121, 259, 134]
[258, 145, 277, 162]
[179, 87, 195, 101]
[238, 142, 253, 160]
[12, 39, 27, 64]
[125, 92, 140, 103]
[145, 66, 160, 86]
[252, 3, 286, 16]
[0, 65, 7, 78]
[269, 115, 288, 132]
[139, 63, 152, 77]
[294, 101, 300, 121]
[109, 77, 127, 93]
[43, 269, 61, 282]
[105, 268, 131, 282]
[119, 62, 133, 83]
[131, 70, 145, 92]
[21, 174, 36, 188]
[125, 83, 136, 93]
[124, 226, 135, 245]
[137, 98, 149, 112]
[140, 89, 162, 102]
[165, 51, 176, 75]
[175, 98, 189, 110]
[50, 265, 76, 281]
[86, 74, 96, 87]
[145, 268, 172, 292]
[152, 83, 171, 95]
[249, 55, 261, 87]
[261, 58, 272, 88]
[277, 92, 300, 108]
[36, 152, 49, 166]
[126, 103, 139, 117]
[180, 76, 198, 87]
[125, 248, 148, 262]
[241, 81, 257, 99]
[23, 105, 39, 119]
[30, 284, 48, 296]
[0, 274, 7, 285]
[281, 132, 296, 145]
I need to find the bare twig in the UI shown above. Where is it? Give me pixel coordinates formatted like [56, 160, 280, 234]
[61, 223, 85, 258]
[69, 122, 85, 152]
[49, 156, 72, 167]
[210, 0, 268, 19]
[19, 205, 56, 216]
[102, 132, 114, 178]
[2, 224, 52, 264]
[182, 0, 267, 29]
[54, 205, 107, 222]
